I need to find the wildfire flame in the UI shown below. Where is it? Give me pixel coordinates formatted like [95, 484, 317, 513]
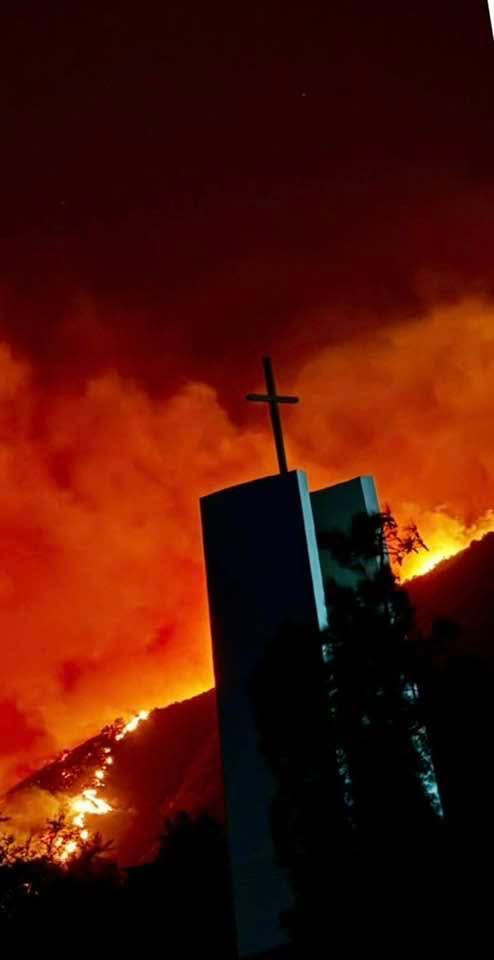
[55, 708, 150, 863]
[399, 509, 494, 581]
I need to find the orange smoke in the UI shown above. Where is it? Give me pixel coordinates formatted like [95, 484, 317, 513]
[0, 296, 493, 789]
[292, 298, 494, 580]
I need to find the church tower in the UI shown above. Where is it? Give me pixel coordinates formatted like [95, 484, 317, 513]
[200, 359, 381, 958]
[201, 469, 327, 957]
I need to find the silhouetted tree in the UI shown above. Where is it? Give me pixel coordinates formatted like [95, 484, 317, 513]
[0, 810, 122, 945]
[323, 515, 441, 831]
[0, 802, 236, 954]
[252, 510, 446, 954]
[125, 811, 236, 957]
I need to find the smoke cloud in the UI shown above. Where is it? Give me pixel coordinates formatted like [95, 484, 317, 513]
[0, 297, 493, 789]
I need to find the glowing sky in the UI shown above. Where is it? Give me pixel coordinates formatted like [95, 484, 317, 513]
[0, 1, 493, 788]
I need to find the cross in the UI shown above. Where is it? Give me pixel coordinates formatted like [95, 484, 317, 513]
[246, 356, 299, 474]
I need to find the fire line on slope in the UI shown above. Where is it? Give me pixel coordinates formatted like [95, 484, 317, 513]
[52, 709, 150, 863]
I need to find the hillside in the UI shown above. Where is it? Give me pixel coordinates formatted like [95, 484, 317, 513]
[4, 689, 223, 866]
[4, 532, 494, 865]
[408, 531, 494, 655]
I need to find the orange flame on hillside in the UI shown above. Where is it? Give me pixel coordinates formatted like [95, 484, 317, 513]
[54, 709, 150, 863]
[399, 509, 494, 581]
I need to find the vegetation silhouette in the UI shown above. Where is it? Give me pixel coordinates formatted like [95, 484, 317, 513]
[251, 510, 448, 954]
[0, 807, 236, 954]
[125, 811, 236, 956]
[1, 510, 492, 956]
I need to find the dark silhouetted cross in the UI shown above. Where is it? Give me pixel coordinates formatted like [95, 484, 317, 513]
[246, 357, 299, 474]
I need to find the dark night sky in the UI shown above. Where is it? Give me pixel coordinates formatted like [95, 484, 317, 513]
[1, 1, 493, 406]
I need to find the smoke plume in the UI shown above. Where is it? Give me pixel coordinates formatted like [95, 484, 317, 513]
[0, 297, 493, 788]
